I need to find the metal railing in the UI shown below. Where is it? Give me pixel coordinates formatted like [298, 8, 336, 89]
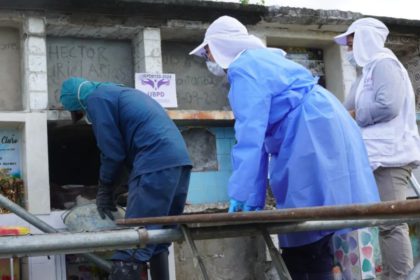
[2, 193, 420, 279]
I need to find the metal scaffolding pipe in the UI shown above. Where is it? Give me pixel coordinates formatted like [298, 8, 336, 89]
[0, 217, 419, 258]
[0, 194, 59, 234]
[184, 217, 420, 240]
[0, 194, 112, 272]
[117, 199, 420, 226]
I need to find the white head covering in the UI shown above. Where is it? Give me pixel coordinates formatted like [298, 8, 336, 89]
[189, 15, 265, 69]
[334, 18, 394, 67]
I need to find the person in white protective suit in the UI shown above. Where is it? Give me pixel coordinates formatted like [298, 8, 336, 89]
[335, 17, 420, 280]
[191, 15, 380, 279]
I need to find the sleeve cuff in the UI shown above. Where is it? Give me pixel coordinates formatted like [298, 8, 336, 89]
[356, 106, 374, 127]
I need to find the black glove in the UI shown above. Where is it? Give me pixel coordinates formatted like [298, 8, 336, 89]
[96, 183, 117, 220]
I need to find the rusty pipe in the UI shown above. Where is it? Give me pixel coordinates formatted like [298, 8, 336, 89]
[116, 199, 420, 226]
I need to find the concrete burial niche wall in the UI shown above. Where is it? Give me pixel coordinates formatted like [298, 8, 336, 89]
[385, 36, 419, 110]
[0, 28, 21, 111]
[175, 237, 265, 280]
[283, 47, 326, 87]
[406, 57, 420, 110]
[181, 128, 217, 172]
[47, 37, 134, 109]
[162, 41, 230, 110]
[396, 47, 420, 111]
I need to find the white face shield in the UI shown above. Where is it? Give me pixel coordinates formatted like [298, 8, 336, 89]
[334, 18, 391, 67]
[189, 15, 265, 69]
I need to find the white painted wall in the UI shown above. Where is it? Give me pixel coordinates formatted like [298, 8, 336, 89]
[22, 17, 48, 111]
[134, 28, 163, 74]
[0, 211, 67, 280]
[21, 112, 50, 214]
[324, 44, 355, 101]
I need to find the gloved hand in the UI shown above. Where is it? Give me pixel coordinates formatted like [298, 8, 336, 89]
[243, 204, 263, 212]
[228, 199, 244, 213]
[96, 183, 117, 220]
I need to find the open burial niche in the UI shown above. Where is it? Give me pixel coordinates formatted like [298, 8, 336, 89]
[48, 122, 218, 210]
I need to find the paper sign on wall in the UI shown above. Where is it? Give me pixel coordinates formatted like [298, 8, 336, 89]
[0, 128, 21, 178]
[135, 73, 178, 108]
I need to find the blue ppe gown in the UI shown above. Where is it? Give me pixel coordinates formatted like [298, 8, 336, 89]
[227, 49, 380, 248]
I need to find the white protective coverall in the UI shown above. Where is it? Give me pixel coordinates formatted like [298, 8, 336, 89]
[335, 17, 420, 280]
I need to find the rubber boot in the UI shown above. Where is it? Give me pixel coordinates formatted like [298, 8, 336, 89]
[149, 251, 169, 280]
[109, 261, 148, 280]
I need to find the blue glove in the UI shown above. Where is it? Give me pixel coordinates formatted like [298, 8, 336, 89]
[228, 199, 244, 213]
[243, 204, 263, 212]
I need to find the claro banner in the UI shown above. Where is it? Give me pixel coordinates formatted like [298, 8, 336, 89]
[134, 73, 178, 108]
[0, 128, 21, 178]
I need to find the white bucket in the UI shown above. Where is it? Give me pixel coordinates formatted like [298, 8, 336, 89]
[62, 203, 125, 232]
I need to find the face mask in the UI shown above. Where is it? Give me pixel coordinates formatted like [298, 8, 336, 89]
[77, 81, 90, 111]
[76, 81, 92, 125]
[83, 115, 92, 125]
[206, 61, 225, 77]
[70, 110, 92, 125]
[346, 51, 357, 67]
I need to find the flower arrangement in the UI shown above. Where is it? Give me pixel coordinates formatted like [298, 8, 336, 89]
[0, 168, 24, 214]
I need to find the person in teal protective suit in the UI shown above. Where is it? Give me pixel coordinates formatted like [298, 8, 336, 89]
[60, 77, 192, 280]
[190, 16, 380, 279]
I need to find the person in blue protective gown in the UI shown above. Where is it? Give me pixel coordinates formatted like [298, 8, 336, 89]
[60, 77, 192, 280]
[190, 16, 380, 279]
